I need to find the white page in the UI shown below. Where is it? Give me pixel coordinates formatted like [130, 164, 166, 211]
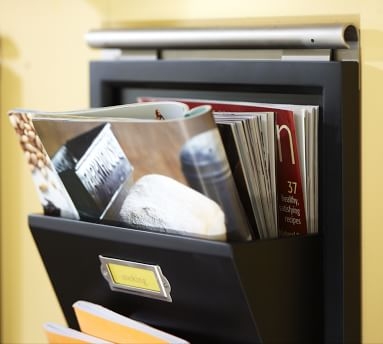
[216, 116, 267, 237]
[215, 112, 276, 239]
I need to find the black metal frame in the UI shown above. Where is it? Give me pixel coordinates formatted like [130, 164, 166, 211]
[29, 214, 322, 343]
[29, 59, 360, 343]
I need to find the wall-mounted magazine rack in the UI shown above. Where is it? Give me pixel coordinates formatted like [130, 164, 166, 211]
[28, 25, 360, 343]
[29, 214, 322, 343]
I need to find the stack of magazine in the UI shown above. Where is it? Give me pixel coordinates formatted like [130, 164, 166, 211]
[9, 98, 318, 241]
[44, 300, 189, 343]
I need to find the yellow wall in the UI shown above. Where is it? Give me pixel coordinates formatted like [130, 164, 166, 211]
[0, 0, 382, 342]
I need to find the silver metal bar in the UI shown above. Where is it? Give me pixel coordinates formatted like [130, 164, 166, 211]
[85, 24, 358, 50]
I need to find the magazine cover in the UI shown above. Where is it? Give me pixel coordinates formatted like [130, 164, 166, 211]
[9, 102, 253, 242]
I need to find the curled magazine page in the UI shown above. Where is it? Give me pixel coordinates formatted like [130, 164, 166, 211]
[10, 102, 253, 242]
[8, 112, 79, 220]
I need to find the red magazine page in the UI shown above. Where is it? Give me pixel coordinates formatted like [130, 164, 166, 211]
[274, 110, 307, 235]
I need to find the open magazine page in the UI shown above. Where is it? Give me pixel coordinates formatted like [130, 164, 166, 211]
[9, 113, 80, 220]
[9, 102, 253, 242]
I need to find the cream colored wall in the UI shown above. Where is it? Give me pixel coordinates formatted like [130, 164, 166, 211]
[0, 0, 382, 343]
